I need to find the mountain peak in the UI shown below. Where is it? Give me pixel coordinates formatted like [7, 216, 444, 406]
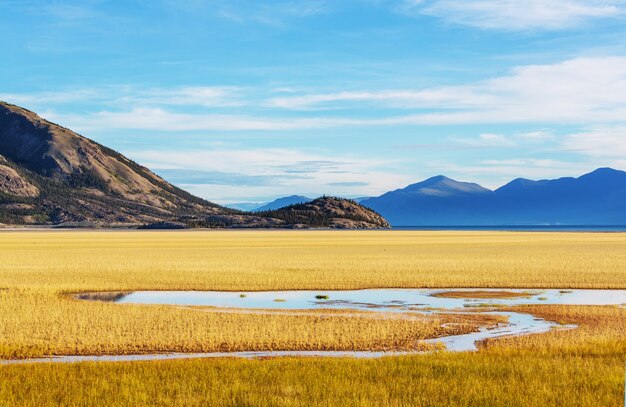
[581, 167, 626, 179]
[363, 168, 626, 226]
[589, 167, 621, 173]
[284, 194, 310, 200]
[425, 175, 451, 182]
[0, 101, 226, 225]
[253, 195, 312, 212]
[402, 175, 491, 196]
[496, 177, 544, 193]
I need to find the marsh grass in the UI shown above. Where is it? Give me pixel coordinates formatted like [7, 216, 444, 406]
[0, 231, 625, 405]
[0, 230, 624, 358]
[1, 230, 626, 292]
[1, 304, 624, 406]
[0, 287, 503, 358]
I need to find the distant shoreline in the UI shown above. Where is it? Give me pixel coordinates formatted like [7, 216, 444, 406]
[1, 225, 626, 232]
[392, 225, 626, 232]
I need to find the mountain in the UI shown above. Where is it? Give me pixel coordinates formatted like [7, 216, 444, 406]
[223, 202, 265, 212]
[0, 102, 232, 225]
[253, 195, 312, 212]
[240, 195, 369, 212]
[361, 176, 493, 226]
[256, 197, 390, 229]
[489, 168, 626, 225]
[361, 169, 626, 226]
[0, 101, 390, 229]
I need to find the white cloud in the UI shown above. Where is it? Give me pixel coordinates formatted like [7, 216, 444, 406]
[454, 133, 516, 147]
[128, 147, 411, 202]
[267, 56, 626, 126]
[266, 88, 494, 110]
[429, 159, 602, 189]
[403, 0, 625, 31]
[123, 87, 245, 107]
[517, 130, 553, 141]
[0, 86, 244, 108]
[12, 57, 626, 132]
[44, 108, 352, 132]
[0, 89, 103, 106]
[562, 126, 626, 158]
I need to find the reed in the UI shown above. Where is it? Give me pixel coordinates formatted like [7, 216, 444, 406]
[0, 230, 624, 405]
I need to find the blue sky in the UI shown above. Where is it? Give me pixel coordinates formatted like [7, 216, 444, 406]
[2, 0, 626, 204]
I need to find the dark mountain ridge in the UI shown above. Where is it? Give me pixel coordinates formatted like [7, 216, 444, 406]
[361, 168, 626, 226]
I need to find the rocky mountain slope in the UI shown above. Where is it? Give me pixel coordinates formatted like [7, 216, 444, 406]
[0, 101, 231, 225]
[0, 101, 391, 229]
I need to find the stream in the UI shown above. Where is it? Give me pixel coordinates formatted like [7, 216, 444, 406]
[2, 288, 624, 364]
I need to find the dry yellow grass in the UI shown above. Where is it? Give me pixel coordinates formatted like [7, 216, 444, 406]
[1, 230, 626, 291]
[0, 230, 625, 358]
[0, 287, 506, 358]
[0, 304, 624, 406]
[0, 230, 625, 406]
[1, 230, 547, 359]
[488, 304, 626, 355]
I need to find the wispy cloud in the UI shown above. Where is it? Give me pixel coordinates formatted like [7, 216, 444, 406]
[154, 169, 281, 186]
[453, 133, 516, 148]
[562, 126, 626, 159]
[128, 147, 411, 202]
[10, 57, 626, 134]
[429, 159, 601, 189]
[401, 0, 626, 31]
[266, 56, 626, 126]
[41, 3, 101, 22]
[45, 108, 350, 132]
[165, 0, 328, 27]
[0, 86, 245, 108]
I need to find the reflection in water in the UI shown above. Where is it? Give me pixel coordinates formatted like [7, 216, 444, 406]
[103, 288, 626, 311]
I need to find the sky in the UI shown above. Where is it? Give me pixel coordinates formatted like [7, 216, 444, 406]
[2, 0, 626, 204]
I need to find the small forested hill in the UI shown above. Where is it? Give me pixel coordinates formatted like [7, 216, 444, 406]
[256, 197, 391, 229]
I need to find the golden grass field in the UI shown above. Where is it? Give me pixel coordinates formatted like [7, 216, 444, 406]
[0, 230, 625, 406]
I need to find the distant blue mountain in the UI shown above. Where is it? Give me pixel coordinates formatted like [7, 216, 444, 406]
[253, 195, 312, 212]
[361, 168, 626, 226]
[223, 202, 265, 212]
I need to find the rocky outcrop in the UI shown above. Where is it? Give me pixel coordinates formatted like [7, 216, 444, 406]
[0, 156, 39, 197]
